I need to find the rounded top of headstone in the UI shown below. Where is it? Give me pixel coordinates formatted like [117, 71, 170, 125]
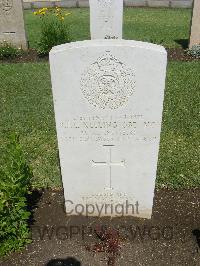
[49, 40, 167, 55]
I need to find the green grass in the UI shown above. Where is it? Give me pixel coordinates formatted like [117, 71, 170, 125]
[0, 7, 199, 188]
[157, 62, 200, 188]
[0, 62, 199, 189]
[0, 64, 60, 188]
[24, 7, 192, 49]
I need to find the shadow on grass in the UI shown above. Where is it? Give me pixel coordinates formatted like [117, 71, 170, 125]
[192, 229, 200, 248]
[46, 257, 81, 266]
[175, 39, 189, 49]
[27, 189, 43, 226]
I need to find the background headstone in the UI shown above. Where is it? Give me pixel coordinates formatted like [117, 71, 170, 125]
[0, 0, 27, 49]
[89, 0, 123, 39]
[50, 40, 167, 219]
[189, 0, 200, 48]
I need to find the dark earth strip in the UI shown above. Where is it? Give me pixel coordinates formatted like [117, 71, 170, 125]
[0, 188, 200, 265]
[0, 48, 199, 64]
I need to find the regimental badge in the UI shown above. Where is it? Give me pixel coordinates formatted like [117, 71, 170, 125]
[80, 52, 136, 110]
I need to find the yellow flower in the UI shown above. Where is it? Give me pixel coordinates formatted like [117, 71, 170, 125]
[40, 7, 48, 12]
[37, 7, 48, 15]
[33, 11, 38, 15]
[38, 9, 46, 15]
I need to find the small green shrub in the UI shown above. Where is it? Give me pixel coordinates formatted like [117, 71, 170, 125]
[0, 134, 33, 257]
[34, 7, 72, 56]
[187, 45, 200, 59]
[0, 42, 22, 60]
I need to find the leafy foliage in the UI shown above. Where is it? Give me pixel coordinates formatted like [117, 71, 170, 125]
[187, 45, 200, 59]
[0, 134, 33, 257]
[34, 7, 72, 56]
[0, 42, 22, 60]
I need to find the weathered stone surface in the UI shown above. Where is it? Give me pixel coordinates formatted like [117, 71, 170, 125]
[32, 1, 55, 8]
[89, 0, 123, 40]
[147, 0, 170, 7]
[23, 2, 32, 9]
[124, 0, 146, 7]
[57, 0, 77, 8]
[189, 0, 200, 48]
[23, 0, 193, 9]
[78, 0, 89, 7]
[49, 40, 167, 219]
[0, 0, 27, 49]
[171, 0, 193, 8]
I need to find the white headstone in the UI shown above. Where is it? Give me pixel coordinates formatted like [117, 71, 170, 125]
[189, 0, 200, 48]
[89, 0, 123, 39]
[0, 0, 27, 49]
[50, 40, 167, 219]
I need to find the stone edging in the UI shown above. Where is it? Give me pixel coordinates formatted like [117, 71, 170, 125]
[23, 0, 193, 9]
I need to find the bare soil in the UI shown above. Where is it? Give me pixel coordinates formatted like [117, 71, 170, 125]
[0, 188, 200, 266]
[0, 48, 199, 64]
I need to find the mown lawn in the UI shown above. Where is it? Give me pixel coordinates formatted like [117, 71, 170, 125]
[24, 7, 192, 49]
[0, 62, 199, 188]
[0, 7, 199, 189]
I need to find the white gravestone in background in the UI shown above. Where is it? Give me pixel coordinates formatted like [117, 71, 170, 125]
[50, 40, 167, 219]
[189, 0, 200, 48]
[89, 0, 123, 39]
[0, 0, 27, 49]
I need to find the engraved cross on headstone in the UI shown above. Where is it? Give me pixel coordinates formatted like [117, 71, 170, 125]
[92, 145, 125, 190]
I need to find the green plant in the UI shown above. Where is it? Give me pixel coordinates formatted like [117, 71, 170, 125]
[34, 7, 72, 56]
[0, 134, 33, 257]
[0, 42, 22, 60]
[187, 45, 200, 58]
